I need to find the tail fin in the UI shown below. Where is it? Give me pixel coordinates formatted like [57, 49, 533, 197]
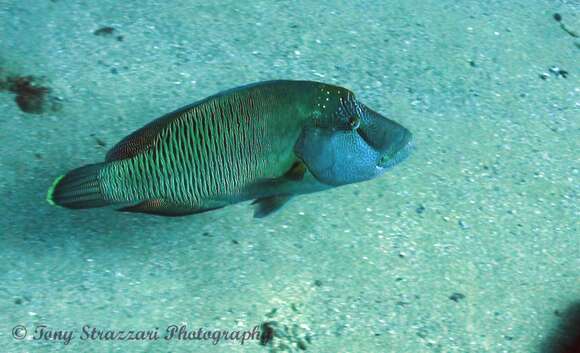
[47, 162, 111, 209]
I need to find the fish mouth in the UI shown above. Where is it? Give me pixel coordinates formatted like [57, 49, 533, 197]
[377, 131, 414, 170]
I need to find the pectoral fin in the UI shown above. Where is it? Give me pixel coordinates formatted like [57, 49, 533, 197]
[242, 160, 306, 198]
[242, 161, 305, 218]
[284, 160, 307, 181]
[252, 195, 292, 218]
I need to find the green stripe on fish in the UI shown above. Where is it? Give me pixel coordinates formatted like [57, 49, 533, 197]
[47, 80, 414, 218]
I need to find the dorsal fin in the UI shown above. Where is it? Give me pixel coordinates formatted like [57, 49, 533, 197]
[105, 113, 176, 162]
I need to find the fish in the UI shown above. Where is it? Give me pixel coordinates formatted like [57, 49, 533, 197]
[46, 80, 414, 218]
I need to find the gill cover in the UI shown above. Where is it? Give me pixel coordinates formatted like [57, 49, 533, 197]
[294, 126, 383, 186]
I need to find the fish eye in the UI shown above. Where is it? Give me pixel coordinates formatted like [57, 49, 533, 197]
[347, 115, 360, 130]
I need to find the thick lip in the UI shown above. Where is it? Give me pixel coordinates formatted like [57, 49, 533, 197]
[377, 132, 414, 170]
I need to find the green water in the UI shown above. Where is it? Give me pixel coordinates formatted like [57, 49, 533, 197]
[0, 1, 578, 352]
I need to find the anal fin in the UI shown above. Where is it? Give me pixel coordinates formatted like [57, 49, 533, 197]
[252, 195, 292, 218]
[244, 161, 305, 218]
[118, 199, 221, 217]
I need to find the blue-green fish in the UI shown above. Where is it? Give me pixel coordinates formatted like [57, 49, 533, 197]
[47, 80, 413, 218]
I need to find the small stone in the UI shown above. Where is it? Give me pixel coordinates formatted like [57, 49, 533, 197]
[94, 26, 115, 36]
[549, 66, 569, 78]
[259, 322, 275, 345]
[90, 134, 106, 147]
[449, 292, 465, 302]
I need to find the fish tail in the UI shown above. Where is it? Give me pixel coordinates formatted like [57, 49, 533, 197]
[47, 162, 111, 209]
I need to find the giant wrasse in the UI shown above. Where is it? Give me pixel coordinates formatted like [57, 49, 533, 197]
[47, 80, 413, 218]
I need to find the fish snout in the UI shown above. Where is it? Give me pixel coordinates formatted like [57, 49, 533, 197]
[377, 127, 414, 170]
[356, 105, 414, 170]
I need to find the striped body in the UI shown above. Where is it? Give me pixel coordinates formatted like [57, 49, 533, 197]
[97, 81, 323, 212]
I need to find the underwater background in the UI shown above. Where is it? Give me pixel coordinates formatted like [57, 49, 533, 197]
[0, 0, 578, 352]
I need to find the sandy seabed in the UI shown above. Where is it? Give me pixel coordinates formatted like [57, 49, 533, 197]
[0, 1, 578, 352]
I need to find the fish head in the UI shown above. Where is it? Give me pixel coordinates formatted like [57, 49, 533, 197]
[295, 89, 414, 187]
